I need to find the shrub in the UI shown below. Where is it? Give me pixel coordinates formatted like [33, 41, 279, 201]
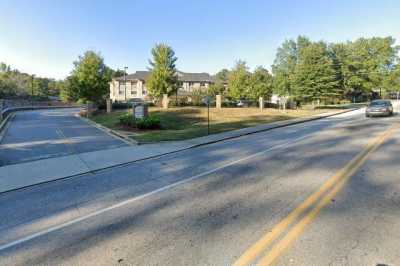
[170, 96, 191, 107]
[118, 113, 161, 129]
[119, 113, 135, 127]
[136, 115, 161, 130]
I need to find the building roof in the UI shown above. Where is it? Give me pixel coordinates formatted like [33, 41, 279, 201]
[114, 71, 150, 81]
[114, 71, 213, 83]
[177, 71, 213, 82]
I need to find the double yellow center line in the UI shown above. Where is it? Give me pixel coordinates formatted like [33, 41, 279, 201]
[234, 124, 398, 266]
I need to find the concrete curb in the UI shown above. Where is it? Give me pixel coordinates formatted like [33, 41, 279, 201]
[0, 108, 359, 194]
[77, 114, 138, 146]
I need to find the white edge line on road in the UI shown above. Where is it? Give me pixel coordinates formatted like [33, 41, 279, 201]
[0, 133, 313, 252]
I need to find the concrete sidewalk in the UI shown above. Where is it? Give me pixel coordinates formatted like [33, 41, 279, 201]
[0, 108, 358, 194]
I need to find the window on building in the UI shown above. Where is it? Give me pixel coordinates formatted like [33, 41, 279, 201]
[119, 83, 125, 94]
[130, 82, 137, 95]
[187, 82, 193, 91]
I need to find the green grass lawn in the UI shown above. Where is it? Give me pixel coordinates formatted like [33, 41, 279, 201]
[90, 107, 339, 143]
[90, 111, 124, 130]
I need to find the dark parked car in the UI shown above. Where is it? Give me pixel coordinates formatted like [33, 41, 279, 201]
[365, 100, 393, 117]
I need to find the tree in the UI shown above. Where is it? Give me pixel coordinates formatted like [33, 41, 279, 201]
[0, 62, 11, 73]
[68, 50, 112, 104]
[33, 78, 52, 98]
[328, 43, 347, 98]
[227, 60, 251, 100]
[336, 37, 399, 100]
[0, 63, 32, 97]
[111, 68, 126, 78]
[0, 62, 67, 99]
[384, 63, 400, 97]
[272, 36, 311, 96]
[47, 79, 64, 97]
[292, 42, 342, 104]
[147, 43, 179, 98]
[209, 69, 229, 96]
[248, 66, 273, 100]
[60, 75, 80, 102]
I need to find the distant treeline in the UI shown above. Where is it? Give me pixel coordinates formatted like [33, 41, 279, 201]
[0, 63, 63, 99]
[212, 36, 400, 105]
[1, 35, 399, 105]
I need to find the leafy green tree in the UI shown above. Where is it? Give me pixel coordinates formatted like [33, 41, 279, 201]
[0, 63, 11, 73]
[384, 64, 400, 97]
[227, 60, 251, 100]
[60, 75, 80, 102]
[47, 80, 64, 97]
[272, 40, 296, 96]
[328, 43, 346, 97]
[209, 69, 229, 96]
[0, 63, 31, 97]
[0, 62, 65, 99]
[68, 50, 112, 104]
[248, 66, 274, 100]
[111, 69, 126, 78]
[292, 42, 342, 104]
[33, 78, 52, 97]
[272, 36, 311, 97]
[337, 37, 399, 99]
[147, 43, 179, 98]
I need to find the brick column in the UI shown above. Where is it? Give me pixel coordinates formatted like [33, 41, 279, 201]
[106, 99, 112, 113]
[162, 94, 169, 109]
[216, 94, 222, 109]
[259, 96, 264, 110]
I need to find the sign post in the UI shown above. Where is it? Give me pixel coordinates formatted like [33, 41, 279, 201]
[132, 102, 148, 119]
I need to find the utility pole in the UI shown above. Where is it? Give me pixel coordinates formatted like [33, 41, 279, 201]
[124, 66, 128, 102]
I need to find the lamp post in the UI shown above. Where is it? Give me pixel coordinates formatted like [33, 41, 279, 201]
[124, 66, 128, 102]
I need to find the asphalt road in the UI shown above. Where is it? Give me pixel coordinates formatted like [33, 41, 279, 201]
[0, 109, 399, 265]
[0, 108, 127, 166]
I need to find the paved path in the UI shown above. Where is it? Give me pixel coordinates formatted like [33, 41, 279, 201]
[0, 109, 400, 265]
[0, 108, 127, 166]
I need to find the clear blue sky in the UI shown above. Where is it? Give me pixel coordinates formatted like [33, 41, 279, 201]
[1, 0, 399, 79]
